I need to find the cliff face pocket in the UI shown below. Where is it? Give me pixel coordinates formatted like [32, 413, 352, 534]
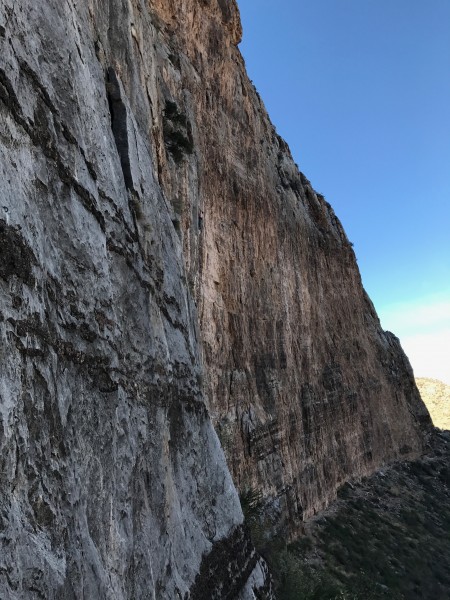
[106, 67, 133, 191]
[0, 218, 36, 286]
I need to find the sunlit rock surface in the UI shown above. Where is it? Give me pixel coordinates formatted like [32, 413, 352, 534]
[144, 0, 430, 530]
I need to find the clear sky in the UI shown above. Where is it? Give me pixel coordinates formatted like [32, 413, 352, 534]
[237, 0, 450, 383]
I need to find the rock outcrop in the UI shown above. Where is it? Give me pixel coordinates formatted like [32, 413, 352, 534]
[143, 0, 430, 530]
[0, 0, 430, 598]
[0, 1, 270, 597]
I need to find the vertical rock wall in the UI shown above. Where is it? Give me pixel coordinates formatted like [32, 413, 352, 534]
[0, 0, 271, 597]
[144, 0, 431, 532]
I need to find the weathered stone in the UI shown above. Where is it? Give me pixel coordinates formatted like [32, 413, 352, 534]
[0, 0, 269, 597]
[0, 219, 37, 285]
[142, 0, 431, 531]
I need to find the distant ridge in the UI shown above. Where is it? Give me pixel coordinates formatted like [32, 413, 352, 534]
[416, 378, 450, 430]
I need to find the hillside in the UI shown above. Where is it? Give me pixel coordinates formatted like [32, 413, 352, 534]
[416, 378, 450, 430]
[254, 431, 450, 599]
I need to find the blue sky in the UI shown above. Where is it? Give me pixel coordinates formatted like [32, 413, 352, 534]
[237, 0, 450, 383]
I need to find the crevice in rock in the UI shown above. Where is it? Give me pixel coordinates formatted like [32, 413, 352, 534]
[189, 525, 260, 600]
[106, 67, 133, 190]
[0, 219, 37, 286]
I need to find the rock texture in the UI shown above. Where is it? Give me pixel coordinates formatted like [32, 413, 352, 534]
[0, 0, 431, 597]
[0, 1, 271, 598]
[144, 0, 431, 530]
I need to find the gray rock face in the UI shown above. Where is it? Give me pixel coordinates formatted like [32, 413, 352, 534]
[0, 0, 270, 598]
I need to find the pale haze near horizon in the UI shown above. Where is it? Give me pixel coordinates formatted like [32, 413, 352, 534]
[380, 296, 450, 384]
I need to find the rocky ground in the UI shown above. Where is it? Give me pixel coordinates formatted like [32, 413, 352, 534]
[247, 430, 450, 600]
[416, 378, 450, 430]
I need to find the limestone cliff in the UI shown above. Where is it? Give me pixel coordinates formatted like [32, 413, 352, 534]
[0, 0, 271, 597]
[144, 0, 431, 529]
[0, 0, 430, 598]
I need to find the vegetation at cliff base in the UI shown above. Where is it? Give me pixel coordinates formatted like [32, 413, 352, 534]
[245, 431, 450, 600]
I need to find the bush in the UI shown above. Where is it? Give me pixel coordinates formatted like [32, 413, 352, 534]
[163, 100, 193, 162]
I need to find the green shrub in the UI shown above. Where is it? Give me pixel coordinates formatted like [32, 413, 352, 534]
[163, 100, 193, 162]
